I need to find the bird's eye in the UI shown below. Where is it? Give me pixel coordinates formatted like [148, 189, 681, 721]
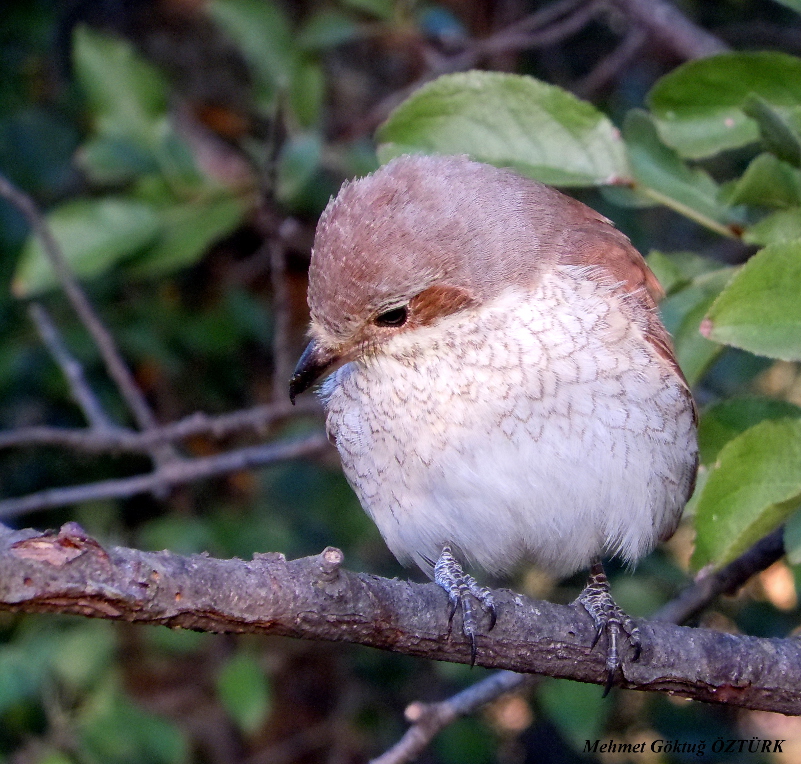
[374, 306, 408, 327]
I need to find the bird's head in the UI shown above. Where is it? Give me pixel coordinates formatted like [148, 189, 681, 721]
[289, 153, 660, 402]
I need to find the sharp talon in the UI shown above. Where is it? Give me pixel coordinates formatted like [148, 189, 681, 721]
[602, 669, 615, 698]
[446, 598, 457, 625]
[433, 544, 495, 664]
[488, 605, 497, 631]
[576, 561, 640, 694]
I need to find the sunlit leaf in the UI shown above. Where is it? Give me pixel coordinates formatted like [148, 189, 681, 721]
[744, 209, 801, 245]
[721, 153, 801, 209]
[703, 241, 801, 361]
[693, 418, 801, 569]
[648, 52, 801, 158]
[377, 71, 630, 186]
[743, 93, 801, 167]
[623, 110, 738, 237]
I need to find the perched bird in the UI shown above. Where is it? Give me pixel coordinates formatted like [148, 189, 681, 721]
[290, 154, 698, 689]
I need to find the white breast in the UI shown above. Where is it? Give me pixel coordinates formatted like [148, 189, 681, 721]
[321, 267, 697, 579]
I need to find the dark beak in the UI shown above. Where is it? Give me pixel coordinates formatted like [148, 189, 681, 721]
[289, 340, 340, 403]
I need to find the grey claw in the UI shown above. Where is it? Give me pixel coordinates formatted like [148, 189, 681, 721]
[434, 544, 496, 663]
[576, 561, 641, 695]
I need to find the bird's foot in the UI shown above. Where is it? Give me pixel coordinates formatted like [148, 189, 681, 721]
[434, 544, 497, 666]
[576, 561, 641, 697]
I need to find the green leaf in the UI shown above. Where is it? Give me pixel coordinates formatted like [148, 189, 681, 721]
[703, 241, 801, 361]
[76, 135, 160, 184]
[659, 267, 735, 385]
[434, 718, 494, 764]
[276, 133, 323, 204]
[73, 26, 168, 147]
[623, 110, 738, 237]
[80, 685, 188, 764]
[153, 125, 205, 189]
[538, 679, 608, 750]
[785, 507, 801, 565]
[771, 0, 801, 15]
[340, 0, 395, 20]
[744, 209, 801, 246]
[692, 418, 801, 569]
[698, 398, 801, 464]
[14, 198, 161, 296]
[50, 622, 117, 690]
[290, 61, 325, 128]
[646, 251, 685, 295]
[0, 640, 51, 714]
[743, 93, 801, 167]
[216, 652, 271, 734]
[376, 71, 630, 187]
[298, 10, 362, 49]
[646, 250, 722, 295]
[648, 52, 801, 158]
[721, 153, 801, 209]
[129, 195, 246, 276]
[208, 0, 296, 110]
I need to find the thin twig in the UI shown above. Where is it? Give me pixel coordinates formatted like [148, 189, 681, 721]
[607, 0, 729, 59]
[372, 527, 788, 764]
[0, 433, 330, 518]
[653, 527, 786, 625]
[28, 303, 117, 431]
[473, 0, 603, 58]
[0, 397, 321, 453]
[354, 0, 604, 136]
[0, 173, 176, 467]
[574, 26, 648, 98]
[371, 671, 533, 764]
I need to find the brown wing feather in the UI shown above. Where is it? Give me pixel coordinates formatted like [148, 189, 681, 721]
[556, 203, 698, 428]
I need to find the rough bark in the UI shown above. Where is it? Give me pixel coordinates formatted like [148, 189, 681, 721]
[2, 523, 799, 715]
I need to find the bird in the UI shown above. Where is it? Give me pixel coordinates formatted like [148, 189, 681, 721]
[289, 154, 698, 691]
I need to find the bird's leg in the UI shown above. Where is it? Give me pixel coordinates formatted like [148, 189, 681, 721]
[434, 544, 497, 666]
[576, 561, 641, 696]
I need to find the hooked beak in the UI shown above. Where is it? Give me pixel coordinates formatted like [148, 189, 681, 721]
[289, 339, 340, 403]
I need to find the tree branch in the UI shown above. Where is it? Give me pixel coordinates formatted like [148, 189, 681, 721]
[0, 398, 321, 454]
[0, 172, 177, 468]
[1, 523, 799, 715]
[0, 433, 330, 518]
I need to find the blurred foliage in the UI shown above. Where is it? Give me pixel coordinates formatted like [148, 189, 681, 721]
[2, 0, 801, 763]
